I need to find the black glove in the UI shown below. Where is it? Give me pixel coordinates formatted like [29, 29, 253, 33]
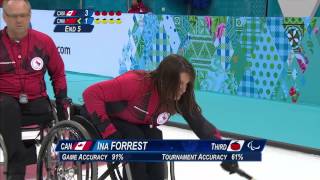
[56, 97, 72, 121]
[89, 115, 123, 139]
[221, 161, 254, 179]
[220, 161, 239, 174]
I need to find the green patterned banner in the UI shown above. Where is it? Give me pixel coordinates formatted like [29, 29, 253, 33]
[120, 15, 320, 106]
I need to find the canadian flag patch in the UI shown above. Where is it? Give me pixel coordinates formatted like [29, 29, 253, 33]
[72, 141, 93, 151]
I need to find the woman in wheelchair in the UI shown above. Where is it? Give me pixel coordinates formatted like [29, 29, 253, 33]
[82, 54, 239, 180]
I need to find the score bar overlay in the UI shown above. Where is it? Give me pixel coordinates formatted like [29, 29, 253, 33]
[53, 9, 94, 33]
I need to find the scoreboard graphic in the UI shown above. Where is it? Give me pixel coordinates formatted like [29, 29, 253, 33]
[54, 9, 94, 33]
[53, 9, 123, 32]
[55, 140, 266, 162]
[93, 10, 122, 24]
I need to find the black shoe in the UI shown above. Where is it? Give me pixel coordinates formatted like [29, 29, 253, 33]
[24, 143, 37, 165]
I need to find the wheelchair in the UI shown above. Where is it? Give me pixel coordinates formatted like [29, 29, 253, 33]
[0, 100, 58, 180]
[36, 104, 176, 180]
[0, 99, 99, 180]
[0, 134, 7, 180]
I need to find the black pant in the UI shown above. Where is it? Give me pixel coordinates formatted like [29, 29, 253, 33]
[112, 120, 165, 180]
[81, 105, 166, 180]
[0, 93, 52, 179]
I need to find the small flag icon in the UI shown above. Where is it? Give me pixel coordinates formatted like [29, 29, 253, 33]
[227, 140, 244, 151]
[72, 141, 93, 151]
[66, 10, 77, 16]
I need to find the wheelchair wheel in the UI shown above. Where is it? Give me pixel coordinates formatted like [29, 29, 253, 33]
[96, 162, 131, 180]
[37, 120, 98, 180]
[99, 161, 174, 180]
[69, 115, 130, 180]
[0, 134, 8, 180]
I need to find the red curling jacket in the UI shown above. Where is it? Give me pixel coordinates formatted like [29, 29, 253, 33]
[83, 70, 221, 139]
[0, 28, 67, 100]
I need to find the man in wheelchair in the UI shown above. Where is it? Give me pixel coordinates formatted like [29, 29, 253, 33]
[82, 54, 240, 180]
[0, 0, 71, 179]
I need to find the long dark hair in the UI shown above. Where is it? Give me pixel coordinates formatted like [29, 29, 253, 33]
[149, 54, 201, 115]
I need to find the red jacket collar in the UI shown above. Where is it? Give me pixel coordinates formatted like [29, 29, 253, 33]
[2, 27, 30, 44]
